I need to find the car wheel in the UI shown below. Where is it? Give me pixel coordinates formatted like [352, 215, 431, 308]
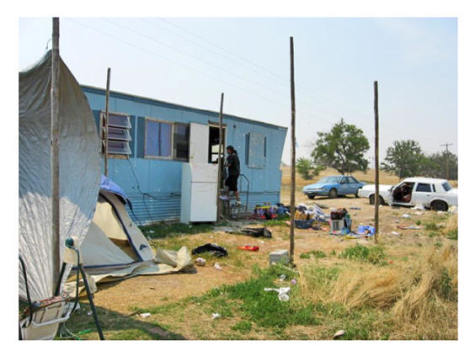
[355, 191, 359, 198]
[369, 194, 384, 205]
[329, 188, 337, 199]
[307, 194, 315, 200]
[431, 200, 448, 212]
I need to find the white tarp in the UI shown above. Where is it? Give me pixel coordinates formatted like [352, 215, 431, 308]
[19, 50, 101, 302]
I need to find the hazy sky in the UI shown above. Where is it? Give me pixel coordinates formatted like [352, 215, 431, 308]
[19, 17, 457, 164]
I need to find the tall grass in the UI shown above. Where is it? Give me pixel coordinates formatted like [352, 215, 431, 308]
[298, 245, 458, 339]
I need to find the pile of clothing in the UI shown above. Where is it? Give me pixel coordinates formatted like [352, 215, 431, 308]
[253, 203, 289, 220]
[294, 203, 330, 229]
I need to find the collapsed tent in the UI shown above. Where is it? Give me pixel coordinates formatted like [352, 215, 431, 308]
[67, 175, 193, 291]
[19, 50, 101, 339]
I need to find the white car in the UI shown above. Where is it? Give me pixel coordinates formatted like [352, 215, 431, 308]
[357, 177, 457, 211]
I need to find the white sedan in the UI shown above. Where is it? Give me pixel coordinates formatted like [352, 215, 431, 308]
[357, 177, 457, 211]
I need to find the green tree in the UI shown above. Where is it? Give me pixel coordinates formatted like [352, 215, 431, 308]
[419, 151, 458, 180]
[311, 118, 369, 175]
[382, 140, 425, 178]
[296, 158, 324, 180]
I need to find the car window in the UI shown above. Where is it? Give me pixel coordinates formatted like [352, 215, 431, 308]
[319, 176, 340, 184]
[442, 182, 452, 191]
[416, 183, 432, 192]
[341, 177, 349, 184]
[348, 176, 358, 184]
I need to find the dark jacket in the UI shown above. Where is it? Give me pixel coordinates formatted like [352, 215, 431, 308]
[227, 152, 240, 176]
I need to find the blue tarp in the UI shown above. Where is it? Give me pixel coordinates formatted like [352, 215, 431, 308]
[100, 175, 130, 205]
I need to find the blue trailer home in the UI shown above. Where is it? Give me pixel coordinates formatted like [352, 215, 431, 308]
[82, 85, 287, 224]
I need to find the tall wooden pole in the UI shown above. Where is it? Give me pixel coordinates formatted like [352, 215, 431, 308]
[216, 93, 224, 222]
[373, 81, 379, 243]
[51, 17, 61, 294]
[104, 68, 111, 176]
[440, 143, 453, 180]
[289, 37, 296, 265]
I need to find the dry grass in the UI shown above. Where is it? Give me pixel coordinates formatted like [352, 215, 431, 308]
[298, 244, 458, 339]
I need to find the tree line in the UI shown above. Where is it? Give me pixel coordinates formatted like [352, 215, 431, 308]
[296, 119, 457, 181]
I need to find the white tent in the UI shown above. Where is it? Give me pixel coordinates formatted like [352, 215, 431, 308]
[73, 179, 193, 288]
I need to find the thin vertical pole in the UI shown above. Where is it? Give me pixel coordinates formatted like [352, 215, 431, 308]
[51, 17, 61, 294]
[440, 143, 453, 180]
[374, 81, 379, 243]
[289, 37, 296, 266]
[104, 68, 111, 176]
[216, 93, 224, 222]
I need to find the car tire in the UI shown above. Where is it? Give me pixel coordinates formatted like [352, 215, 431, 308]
[329, 188, 337, 199]
[355, 191, 359, 198]
[307, 194, 315, 200]
[431, 200, 448, 212]
[369, 194, 384, 205]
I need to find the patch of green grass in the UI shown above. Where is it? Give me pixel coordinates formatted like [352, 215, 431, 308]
[213, 265, 318, 329]
[416, 220, 422, 226]
[339, 245, 386, 265]
[300, 250, 326, 259]
[140, 222, 213, 239]
[424, 222, 440, 231]
[231, 321, 253, 334]
[262, 215, 290, 227]
[447, 228, 458, 240]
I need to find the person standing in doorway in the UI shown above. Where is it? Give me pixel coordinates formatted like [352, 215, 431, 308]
[225, 145, 240, 204]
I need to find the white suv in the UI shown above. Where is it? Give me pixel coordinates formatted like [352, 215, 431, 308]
[357, 177, 458, 211]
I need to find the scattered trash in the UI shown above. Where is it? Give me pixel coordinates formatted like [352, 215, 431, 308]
[87, 311, 92, 316]
[414, 211, 424, 216]
[195, 257, 206, 266]
[333, 329, 345, 339]
[192, 243, 228, 257]
[391, 231, 401, 236]
[264, 287, 291, 302]
[357, 225, 376, 236]
[279, 274, 287, 281]
[238, 245, 259, 252]
[269, 250, 290, 265]
[401, 214, 411, 219]
[139, 312, 151, 318]
[214, 263, 223, 270]
[397, 225, 421, 230]
[449, 206, 458, 214]
[211, 313, 221, 320]
[290, 279, 297, 285]
[259, 240, 265, 244]
[350, 207, 361, 210]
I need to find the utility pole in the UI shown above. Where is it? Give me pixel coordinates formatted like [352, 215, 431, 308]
[51, 17, 61, 295]
[216, 93, 224, 222]
[440, 143, 453, 180]
[373, 81, 379, 243]
[104, 68, 111, 176]
[289, 37, 296, 266]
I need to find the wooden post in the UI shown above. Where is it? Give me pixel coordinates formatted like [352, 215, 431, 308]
[104, 68, 111, 176]
[289, 37, 296, 266]
[51, 17, 61, 294]
[440, 143, 453, 180]
[216, 93, 224, 222]
[373, 81, 379, 243]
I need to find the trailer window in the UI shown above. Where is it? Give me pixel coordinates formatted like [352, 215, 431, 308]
[145, 119, 172, 158]
[100, 112, 132, 156]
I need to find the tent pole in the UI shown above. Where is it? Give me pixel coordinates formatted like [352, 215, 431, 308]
[79, 265, 105, 340]
[289, 37, 296, 267]
[216, 93, 224, 222]
[104, 68, 111, 176]
[51, 17, 61, 295]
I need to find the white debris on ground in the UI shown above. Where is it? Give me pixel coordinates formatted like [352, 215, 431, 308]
[264, 287, 291, 302]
